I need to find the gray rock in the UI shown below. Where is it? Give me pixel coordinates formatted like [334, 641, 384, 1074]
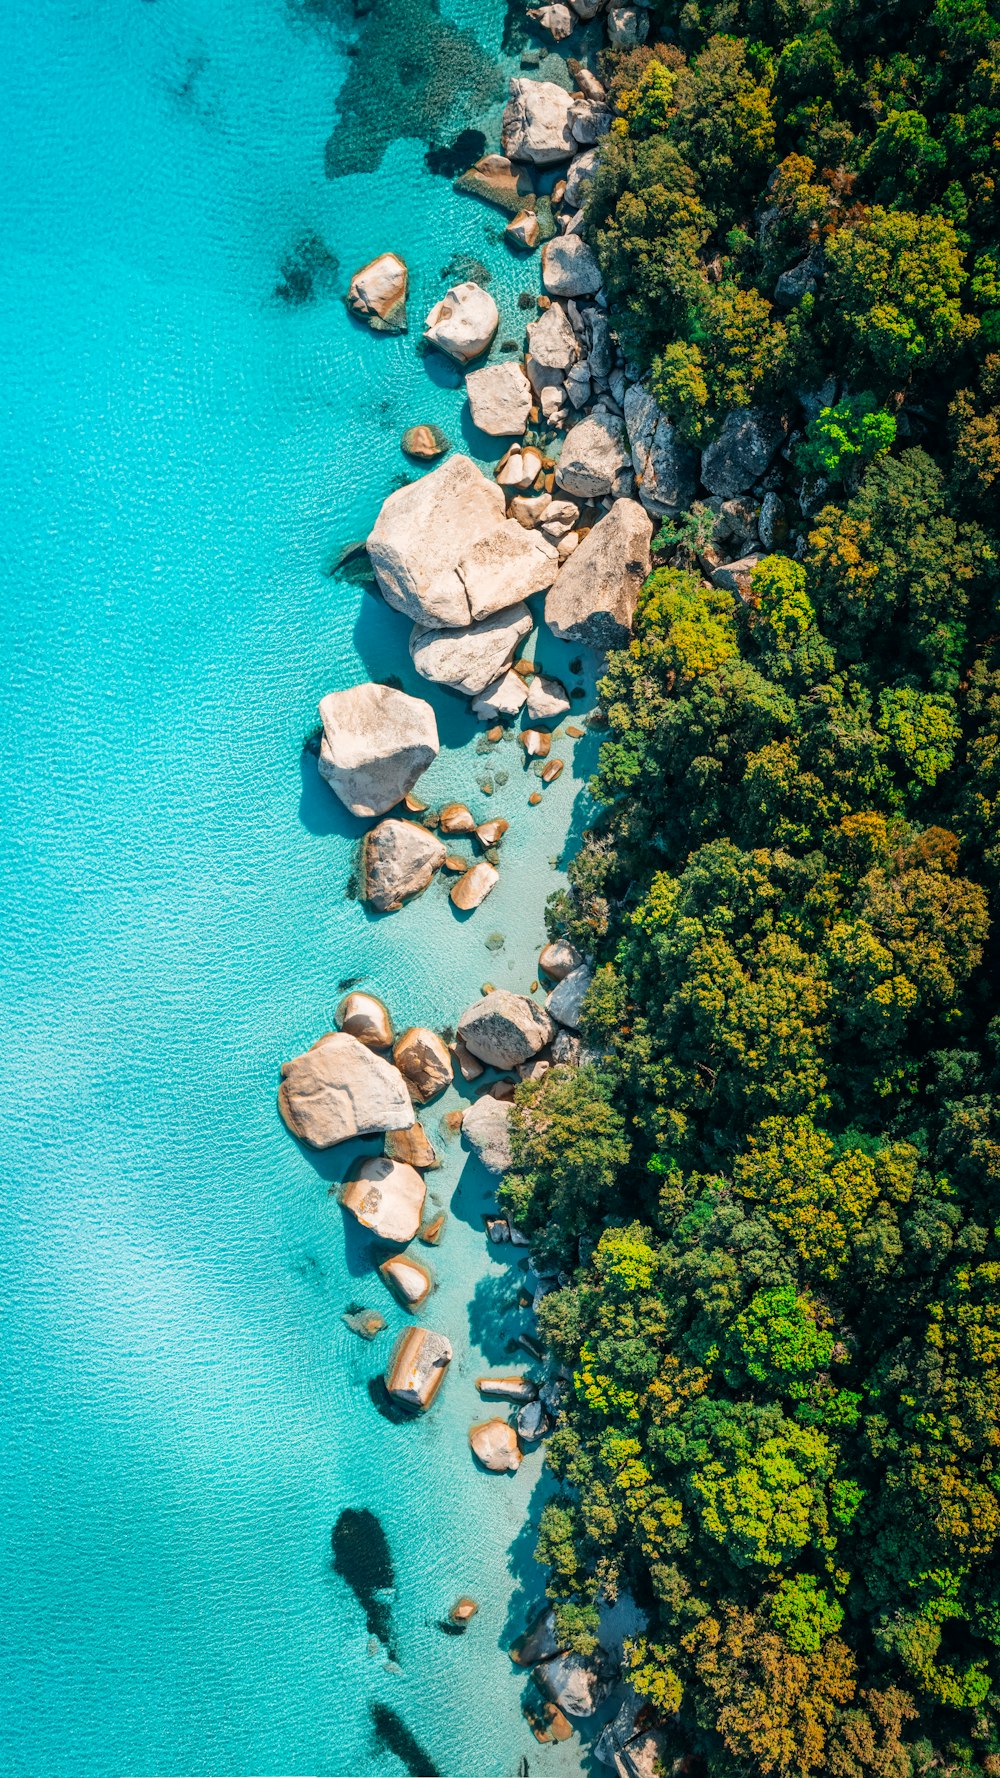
[462, 1094, 513, 1174]
[623, 382, 698, 517]
[317, 683, 439, 819]
[528, 1, 574, 38]
[618, 1730, 675, 1778]
[410, 604, 533, 696]
[542, 233, 603, 298]
[363, 819, 446, 912]
[457, 989, 554, 1068]
[757, 491, 787, 552]
[424, 281, 499, 363]
[701, 407, 786, 498]
[711, 553, 762, 595]
[278, 1032, 413, 1148]
[775, 247, 823, 308]
[526, 302, 580, 392]
[546, 963, 593, 1029]
[535, 1652, 611, 1717]
[513, 1606, 564, 1666]
[569, 98, 612, 146]
[502, 78, 576, 165]
[607, 5, 648, 46]
[555, 408, 631, 498]
[564, 147, 597, 209]
[545, 498, 652, 648]
[465, 360, 533, 436]
[517, 1398, 550, 1441]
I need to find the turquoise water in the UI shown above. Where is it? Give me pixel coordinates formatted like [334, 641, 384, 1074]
[0, 2, 601, 1773]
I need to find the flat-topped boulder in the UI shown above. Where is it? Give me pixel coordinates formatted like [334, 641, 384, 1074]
[466, 361, 533, 436]
[336, 991, 394, 1050]
[701, 406, 786, 498]
[539, 938, 582, 980]
[379, 1254, 433, 1308]
[554, 408, 631, 499]
[424, 281, 499, 364]
[451, 862, 499, 910]
[502, 79, 576, 164]
[541, 235, 603, 298]
[317, 684, 439, 818]
[526, 302, 579, 391]
[478, 1374, 538, 1402]
[545, 499, 652, 648]
[347, 252, 408, 333]
[547, 963, 593, 1030]
[410, 604, 533, 697]
[368, 454, 554, 630]
[278, 1032, 413, 1148]
[457, 990, 554, 1068]
[385, 1326, 452, 1410]
[462, 1093, 513, 1173]
[624, 382, 699, 517]
[363, 819, 446, 913]
[470, 1418, 522, 1471]
[340, 1155, 427, 1242]
[393, 1027, 453, 1103]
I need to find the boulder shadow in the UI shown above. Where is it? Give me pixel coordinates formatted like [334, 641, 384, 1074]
[298, 745, 368, 842]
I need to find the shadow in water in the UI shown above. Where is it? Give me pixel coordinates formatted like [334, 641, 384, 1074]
[368, 1700, 443, 1778]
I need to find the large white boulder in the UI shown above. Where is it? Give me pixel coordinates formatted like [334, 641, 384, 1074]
[336, 991, 394, 1050]
[470, 1418, 522, 1470]
[542, 234, 603, 298]
[502, 78, 576, 165]
[363, 819, 446, 912]
[410, 604, 533, 697]
[536, 1652, 612, 1717]
[368, 455, 553, 629]
[346, 252, 408, 333]
[465, 361, 533, 436]
[547, 964, 593, 1030]
[424, 281, 499, 363]
[555, 408, 631, 498]
[317, 683, 439, 818]
[340, 1155, 427, 1243]
[624, 381, 699, 517]
[545, 499, 652, 648]
[471, 670, 528, 720]
[526, 302, 579, 392]
[385, 1326, 452, 1410]
[279, 1033, 413, 1148]
[462, 1094, 513, 1174]
[526, 674, 570, 719]
[457, 990, 554, 1068]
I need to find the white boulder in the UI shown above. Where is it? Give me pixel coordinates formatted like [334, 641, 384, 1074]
[502, 79, 576, 165]
[526, 302, 580, 392]
[460, 524, 558, 621]
[542, 234, 603, 298]
[336, 991, 394, 1049]
[278, 1032, 413, 1148]
[457, 990, 554, 1068]
[346, 252, 408, 332]
[470, 1418, 522, 1471]
[465, 361, 533, 436]
[450, 862, 500, 910]
[462, 1094, 513, 1174]
[363, 818, 446, 912]
[410, 604, 532, 697]
[424, 281, 499, 364]
[341, 1155, 427, 1243]
[546, 499, 652, 648]
[472, 670, 528, 720]
[547, 964, 593, 1030]
[317, 683, 439, 819]
[379, 1254, 432, 1307]
[555, 408, 631, 498]
[526, 674, 571, 719]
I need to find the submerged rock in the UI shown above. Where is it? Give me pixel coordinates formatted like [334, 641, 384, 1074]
[470, 1418, 522, 1470]
[424, 281, 499, 363]
[457, 990, 554, 1068]
[363, 819, 447, 914]
[317, 684, 439, 819]
[347, 252, 408, 333]
[342, 1305, 387, 1341]
[337, 991, 394, 1050]
[384, 1325, 453, 1410]
[278, 1033, 413, 1148]
[401, 423, 450, 460]
[462, 1093, 513, 1173]
[340, 1155, 427, 1243]
[393, 1027, 453, 1103]
[332, 1507, 396, 1652]
[545, 499, 652, 648]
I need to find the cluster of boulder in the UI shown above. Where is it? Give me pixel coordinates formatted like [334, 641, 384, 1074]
[511, 1593, 667, 1765]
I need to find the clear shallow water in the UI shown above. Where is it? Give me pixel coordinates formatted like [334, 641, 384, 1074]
[0, 2, 598, 1773]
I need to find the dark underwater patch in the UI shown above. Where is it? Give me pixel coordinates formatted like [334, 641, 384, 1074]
[425, 127, 486, 178]
[275, 231, 340, 304]
[331, 1508, 396, 1654]
[322, 0, 504, 179]
[369, 1701, 442, 1777]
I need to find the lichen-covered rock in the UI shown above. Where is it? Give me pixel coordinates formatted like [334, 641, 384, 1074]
[607, 6, 648, 47]
[700, 407, 787, 498]
[462, 1093, 513, 1173]
[545, 499, 652, 648]
[385, 1326, 452, 1410]
[410, 604, 533, 697]
[470, 1418, 522, 1471]
[546, 963, 593, 1030]
[379, 1254, 432, 1307]
[279, 1033, 413, 1148]
[401, 423, 449, 460]
[451, 862, 500, 910]
[526, 301, 580, 392]
[457, 990, 554, 1068]
[454, 153, 534, 217]
[465, 361, 533, 436]
[554, 409, 631, 498]
[347, 252, 408, 333]
[624, 381, 699, 517]
[393, 1027, 453, 1103]
[340, 1155, 427, 1242]
[539, 938, 582, 980]
[517, 1397, 550, 1441]
[363, 819, 446, 913]
[337, 991, 394, 1050]
[424, 281, 499, 364]
[317, 684, 439, 818]
[569, 98, 612, 145]
[502, 78, 576, 165]
[506, 209, 540, 251]
[541, 234, 603, 298]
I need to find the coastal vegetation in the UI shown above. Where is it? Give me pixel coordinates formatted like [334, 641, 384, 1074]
[508, 1, 1000, 1771]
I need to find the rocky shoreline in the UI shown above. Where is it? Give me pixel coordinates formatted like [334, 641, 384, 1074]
[282, 7, 670, 1767]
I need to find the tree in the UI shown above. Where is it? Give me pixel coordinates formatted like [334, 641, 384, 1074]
[822, 208, 974, 385]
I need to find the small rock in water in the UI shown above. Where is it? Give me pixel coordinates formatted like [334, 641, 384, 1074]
[419, 1211, 447, 1246]
[402, 423, 450, 460]
[342, 1306, 387, 1341]
[449, 1595, 480, 1625]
